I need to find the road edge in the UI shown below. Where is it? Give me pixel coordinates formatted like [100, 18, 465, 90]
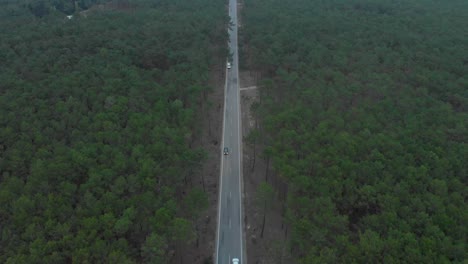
[215, 59, 229, 264]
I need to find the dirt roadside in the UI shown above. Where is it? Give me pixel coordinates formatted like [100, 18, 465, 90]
[237, 1, 292, 262]
[240, 72, 293, 264]
[179, 61, 225, 264]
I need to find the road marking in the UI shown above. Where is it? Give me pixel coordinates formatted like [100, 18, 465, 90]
[215, 53, 229, 264]
[234, 5, 245, 263]
[217, 1, 245, 264]
[229, 217, 231, 228]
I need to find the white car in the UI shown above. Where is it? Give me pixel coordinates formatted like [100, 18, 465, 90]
[232, 258, 239, 264]
[227, 62, 231, 69]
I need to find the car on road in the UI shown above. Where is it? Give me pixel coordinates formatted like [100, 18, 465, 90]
[223, 147, 229, 155]
[227, 62, 231, 69]
[232, 258, 239, 264]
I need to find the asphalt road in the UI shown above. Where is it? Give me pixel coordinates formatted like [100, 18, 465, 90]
[215, 0, 244, 263]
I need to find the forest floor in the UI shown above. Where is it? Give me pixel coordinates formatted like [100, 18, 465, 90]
[240, 71, 290, 264]
[179, 62, 225, 264]
[237, 3, 289, 263]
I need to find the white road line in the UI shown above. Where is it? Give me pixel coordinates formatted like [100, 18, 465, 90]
[217, 1, 245, 264]
[234, 4, 245, 264]
[215, 55, 229, 263]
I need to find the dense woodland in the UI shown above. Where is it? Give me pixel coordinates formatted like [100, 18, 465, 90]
[241, 0, 467, 262]
[0, 0, 227, 262]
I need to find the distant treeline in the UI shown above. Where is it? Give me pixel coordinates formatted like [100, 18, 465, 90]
[1, 0, 139, 17]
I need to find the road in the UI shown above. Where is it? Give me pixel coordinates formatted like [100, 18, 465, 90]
[215, 0, 244, 263]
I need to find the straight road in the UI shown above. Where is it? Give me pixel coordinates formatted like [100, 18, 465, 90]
[215, 0, 244, 263]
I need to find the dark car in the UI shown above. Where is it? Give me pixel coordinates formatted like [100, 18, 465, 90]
[223, 147, 229, 155]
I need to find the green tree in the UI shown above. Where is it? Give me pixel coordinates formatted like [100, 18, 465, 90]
[256, 182, 275, 238]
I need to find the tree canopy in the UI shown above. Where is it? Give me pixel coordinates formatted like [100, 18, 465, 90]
[0, 0, 227, 262]
[241, 0, 467, 262]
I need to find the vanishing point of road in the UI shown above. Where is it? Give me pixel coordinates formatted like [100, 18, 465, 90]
[215, 0, 245, 263]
